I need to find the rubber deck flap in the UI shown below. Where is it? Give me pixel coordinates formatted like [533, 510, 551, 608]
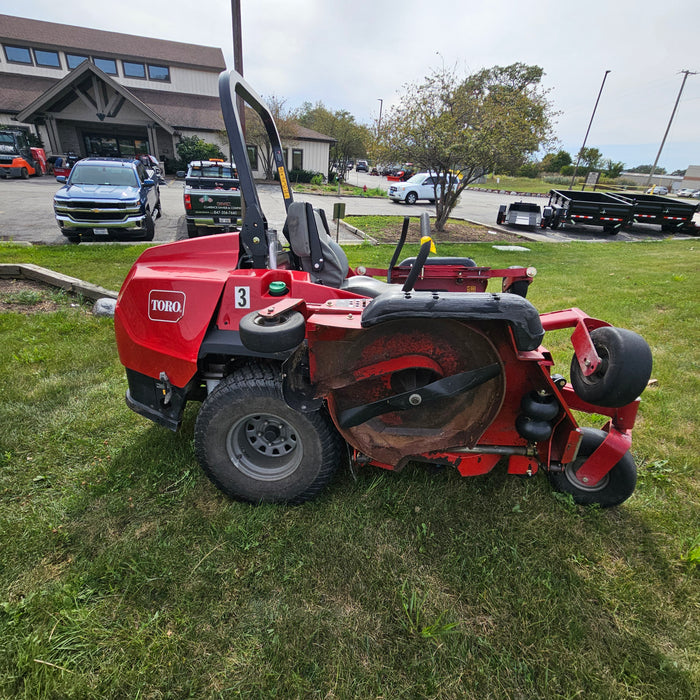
[360, 290, 544, 352]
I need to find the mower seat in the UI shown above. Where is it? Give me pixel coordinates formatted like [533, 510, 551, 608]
[361, 288, 545, 352]
[285, 201, 391, 297]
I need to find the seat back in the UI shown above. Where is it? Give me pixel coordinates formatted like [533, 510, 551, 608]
[285, 201, 348, 287]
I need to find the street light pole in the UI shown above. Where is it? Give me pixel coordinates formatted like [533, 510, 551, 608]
[646, 69, 697, 187]
[377, 98, 383, 137]
[569, 69, 611, 190]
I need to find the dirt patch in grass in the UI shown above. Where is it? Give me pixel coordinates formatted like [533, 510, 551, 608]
[0, 279, 72, 314]
[345, 216, 527, 243]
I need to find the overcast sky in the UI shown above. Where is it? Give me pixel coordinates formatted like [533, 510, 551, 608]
[11, 0, 700, 171]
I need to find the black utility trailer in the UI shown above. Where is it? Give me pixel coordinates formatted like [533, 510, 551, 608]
[543, 190, 633, 235]
[614, 192, 698, 233]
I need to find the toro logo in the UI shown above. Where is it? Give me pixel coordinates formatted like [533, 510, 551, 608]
[148, 289, 186, 323]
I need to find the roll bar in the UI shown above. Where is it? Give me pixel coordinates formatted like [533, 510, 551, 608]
[218, 70, 294, 267]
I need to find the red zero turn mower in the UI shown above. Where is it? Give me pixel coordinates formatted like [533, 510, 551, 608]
[115, 71, 653, 507]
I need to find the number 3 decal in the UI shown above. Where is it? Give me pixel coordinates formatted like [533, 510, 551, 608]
[235, 286, 250, 308]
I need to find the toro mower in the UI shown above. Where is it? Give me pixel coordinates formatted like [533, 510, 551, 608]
[115, 71, 653, 508]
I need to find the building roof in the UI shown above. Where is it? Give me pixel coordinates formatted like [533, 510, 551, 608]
[0, 72, 56, 113]
[293, 125, 337, 143]
[0, 13, 225, 70]
[130, 89, 224, 132]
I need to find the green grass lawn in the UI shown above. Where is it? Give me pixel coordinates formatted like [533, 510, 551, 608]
[0, 240, 698, 698]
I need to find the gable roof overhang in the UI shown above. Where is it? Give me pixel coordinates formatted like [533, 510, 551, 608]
[16, 60, 173, 133]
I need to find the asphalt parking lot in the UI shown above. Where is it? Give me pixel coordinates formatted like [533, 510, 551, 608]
[1, 172, 697, 246]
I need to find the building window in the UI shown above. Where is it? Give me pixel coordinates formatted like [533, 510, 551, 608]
[93, 57, 117, 75]
[246, 145, 258, 170]
[123, 61, 146, 78]
[34, 49, 61, 68]
[4, 45, 33, 64]
[292, 148, 303, 171]
[66, 53, 88, 69]
[147, 64, 170, 81]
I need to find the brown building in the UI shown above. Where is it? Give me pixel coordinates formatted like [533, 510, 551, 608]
[0, 13, 333, 175]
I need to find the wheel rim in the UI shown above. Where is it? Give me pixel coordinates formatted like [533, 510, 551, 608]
[226, 412, 302, 481]
[563, 462, 610, 493]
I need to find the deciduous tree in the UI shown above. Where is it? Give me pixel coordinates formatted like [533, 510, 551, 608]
[296, 102, 370, 180]
[245, 97, 298, 180]
[380, 63, 555, 231]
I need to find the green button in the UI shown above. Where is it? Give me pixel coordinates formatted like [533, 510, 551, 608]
[269, 281, 288, 296]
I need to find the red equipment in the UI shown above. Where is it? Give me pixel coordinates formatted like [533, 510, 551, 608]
[115, 72, 652, 508]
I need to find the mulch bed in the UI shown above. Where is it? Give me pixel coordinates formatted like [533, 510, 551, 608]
[361, 220, 528, 244]
[0, 278, 66, 314]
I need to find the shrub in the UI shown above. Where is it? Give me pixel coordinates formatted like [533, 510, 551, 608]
[288, 169, 321, 183]
[176, 136, 224, 170]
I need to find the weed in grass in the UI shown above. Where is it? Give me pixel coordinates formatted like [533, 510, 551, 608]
[399, 581, 458, 641]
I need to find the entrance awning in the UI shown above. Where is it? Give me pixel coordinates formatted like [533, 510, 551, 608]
[16, 60, 173, 135]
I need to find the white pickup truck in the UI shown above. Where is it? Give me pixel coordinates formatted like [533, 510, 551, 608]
[388, 172, 457, 205]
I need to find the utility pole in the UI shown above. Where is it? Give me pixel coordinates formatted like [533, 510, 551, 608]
[377, 98, 383, 137]
[646, 70, 697, 187]
[232, 0, 245, 137]
[569, 70, 611, 190]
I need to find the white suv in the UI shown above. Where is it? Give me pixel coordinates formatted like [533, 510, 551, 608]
[388, 172, 456, 204]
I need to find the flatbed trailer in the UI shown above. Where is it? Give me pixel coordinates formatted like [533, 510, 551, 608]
[613, 192, 698, 233]
[544, 190, 633, 235]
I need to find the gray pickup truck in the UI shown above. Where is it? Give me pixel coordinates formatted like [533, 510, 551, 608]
[183, 160, 241, 237]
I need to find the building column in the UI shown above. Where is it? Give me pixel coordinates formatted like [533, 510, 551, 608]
[147, 123, 160, 160]
[44, 115, 62, 154]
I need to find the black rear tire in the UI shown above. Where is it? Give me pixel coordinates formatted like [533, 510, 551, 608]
[548, 428, 636, 507]
[570, 326, 652, 407]
[194, 364, 342, 504]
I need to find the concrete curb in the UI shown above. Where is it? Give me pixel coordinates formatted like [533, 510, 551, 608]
[0, 263, 118, 301]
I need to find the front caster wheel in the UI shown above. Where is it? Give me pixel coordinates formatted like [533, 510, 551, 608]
[548, 428, 636, 507]
[194, 364, 343, 504]
[570, 326, 652, 407]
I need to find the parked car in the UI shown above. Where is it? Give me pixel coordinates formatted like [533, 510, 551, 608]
[356, 159, 369, 173]
[388, 172, 457, 205]
[646, 186, 668, 195]
[676, 188, 696, 197]
[53, 157, 160, 243]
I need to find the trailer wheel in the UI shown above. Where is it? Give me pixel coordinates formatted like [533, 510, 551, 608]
[194, 364, 342, 504]
[570, 326, 652, 407]
[548, 428, 636, 507]
[240, 309, 306, 353]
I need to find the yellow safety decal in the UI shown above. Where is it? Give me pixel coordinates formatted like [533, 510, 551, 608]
[278, 167, 290, 199]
